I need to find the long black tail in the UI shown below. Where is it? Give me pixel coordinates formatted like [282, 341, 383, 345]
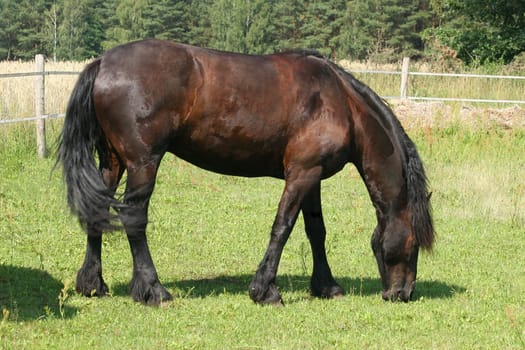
[57, 58, 121, 232]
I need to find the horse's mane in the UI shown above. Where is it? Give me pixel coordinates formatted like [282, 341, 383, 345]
[326, 61, 435, 250]
[279, 48, 325, 59]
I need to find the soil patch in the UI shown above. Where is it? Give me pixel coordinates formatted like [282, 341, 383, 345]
[390, 100, 525, 130]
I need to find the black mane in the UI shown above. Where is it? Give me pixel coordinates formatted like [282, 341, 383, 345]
[327, 61, 435, 250]
[279, 48, 325, 59]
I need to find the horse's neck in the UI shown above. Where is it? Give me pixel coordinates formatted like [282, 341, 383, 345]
[353, 110, 407, 220]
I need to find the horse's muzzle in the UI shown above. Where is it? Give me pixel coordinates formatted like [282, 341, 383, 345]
[382, 282, 415, 302]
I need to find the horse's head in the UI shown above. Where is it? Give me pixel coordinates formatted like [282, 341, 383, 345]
[327, 59, 434, 302]
[371, 210, 420, 302]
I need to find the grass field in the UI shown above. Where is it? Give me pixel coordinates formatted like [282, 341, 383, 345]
[0, 118, 524, 348]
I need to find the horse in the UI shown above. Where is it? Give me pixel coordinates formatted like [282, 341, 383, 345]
[57, 39, 434, 306]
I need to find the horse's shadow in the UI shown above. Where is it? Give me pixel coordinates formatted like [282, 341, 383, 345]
[0, 265, 463, 321]
[112, 274, 465, 301]
[0, 265, 78, 321]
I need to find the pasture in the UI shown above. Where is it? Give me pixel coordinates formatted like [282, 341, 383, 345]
[1, 54, 525, 349]
[1, 115, 524, 348]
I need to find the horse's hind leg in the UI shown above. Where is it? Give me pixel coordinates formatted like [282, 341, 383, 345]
[301, 183, 344, 298]
[76, 152, 123, 297]
[121, 158, 172, 305]
[76, 234, 108, 296]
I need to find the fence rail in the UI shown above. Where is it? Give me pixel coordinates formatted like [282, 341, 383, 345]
[0, 113, 65, 125]
[353, 68, 525, 104]
[350, 69, 525, 80]
[1, 55, 525, 157]
[0, 71, 79, 78]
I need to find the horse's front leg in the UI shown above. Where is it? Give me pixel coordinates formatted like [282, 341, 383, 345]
[301, 183, 345, 298]
[122, 163, 172, 305]
[249, 167, 321, 305]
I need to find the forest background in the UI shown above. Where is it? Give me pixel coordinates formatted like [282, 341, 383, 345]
[0, 0, 524, 68]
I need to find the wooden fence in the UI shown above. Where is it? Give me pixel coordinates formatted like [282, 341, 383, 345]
[1, 55, 525, 158]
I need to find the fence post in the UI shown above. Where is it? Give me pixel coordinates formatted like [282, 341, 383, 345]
[400, 57, 410, 99]
[35, 54, 46, 158]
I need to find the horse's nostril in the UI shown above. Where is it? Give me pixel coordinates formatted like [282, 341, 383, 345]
[396, 290, 406, 302]
[389, 290, 402, 302]
[383, 288, 412, 302]
[394, 289, 409, 302]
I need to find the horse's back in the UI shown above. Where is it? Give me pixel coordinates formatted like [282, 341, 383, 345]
[92, 40, 353, 178]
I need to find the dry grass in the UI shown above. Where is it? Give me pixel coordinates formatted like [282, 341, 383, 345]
[1, 58, 524, 124]
[339, 59, 525, 105]
[392, 101, 525, 130]
[0, 60, 87, 120]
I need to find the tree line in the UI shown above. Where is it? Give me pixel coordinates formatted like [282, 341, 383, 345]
[1, 0, 523, 65]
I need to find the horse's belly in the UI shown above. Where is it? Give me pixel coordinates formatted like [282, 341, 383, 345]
[171, 135, 286, 178]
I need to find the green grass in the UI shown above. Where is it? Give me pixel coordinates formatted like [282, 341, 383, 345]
[1, 121, 524, 349]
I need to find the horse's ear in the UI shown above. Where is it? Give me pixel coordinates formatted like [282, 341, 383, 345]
[426, 192, 433, 202]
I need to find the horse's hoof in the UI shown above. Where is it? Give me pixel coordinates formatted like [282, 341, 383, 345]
[76, 267, 109, 297]
[130, 277, 173, 306]
[257, 293, 284, 307]
[249, 282, 283, 306]
[311, 284, 345, 299]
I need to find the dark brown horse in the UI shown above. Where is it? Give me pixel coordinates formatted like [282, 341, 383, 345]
[58, 39, 434, 306]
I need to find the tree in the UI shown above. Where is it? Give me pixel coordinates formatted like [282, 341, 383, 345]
[244, 0, 277, 54]
[335, 0, 374, 60]
[379, 0, 430, 59]
[58, 0, 106, 60]
[185, 0, 213, 47]
[427, 0, 525, 64]
[272, 0, 306, 52]
[301, 1, 346, 58]
[103, 0, 148, 50]
[0, 0, 523, 64]
[208, 0, 248, 52]
[0, 0, 20, 59]
[336, 0, 431, 62]
[44, 2, 59, 61]
[0, 0, 56, 60]
[142, 0, 192, 42]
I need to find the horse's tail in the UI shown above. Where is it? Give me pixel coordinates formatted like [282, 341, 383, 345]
[57, 58, 121, 232]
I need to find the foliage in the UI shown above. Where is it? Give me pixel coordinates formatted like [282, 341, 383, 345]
[300, 1, 345, 58]
[426, 0, 525, 64]
[57, 0, 106, 60]
[0, 0, 53, 60]
[0, 0, 523, 64]
[336, 1, 432, 61]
